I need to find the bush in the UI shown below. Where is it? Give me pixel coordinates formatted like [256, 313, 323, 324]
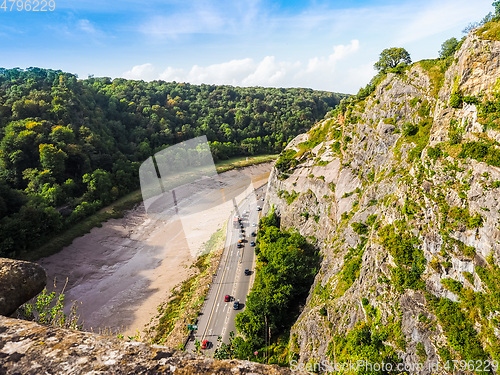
[351, 222, 368, 235]
[427, 146, 443, 161]
[403, 122, 418, 136]
[449, 92, 463, 108]
[441, 278, 463, 294]
[459, 141, 488, 160]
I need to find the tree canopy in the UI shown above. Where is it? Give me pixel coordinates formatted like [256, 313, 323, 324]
[373, 47, 412, 73]
[439, 37, 459, 59]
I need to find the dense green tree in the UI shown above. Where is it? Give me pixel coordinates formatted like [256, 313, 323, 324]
[373, 47, 412, 73]
[235, 211, 319, 353]
[39, 144, 67, 180]
[439, 37, 459, 59]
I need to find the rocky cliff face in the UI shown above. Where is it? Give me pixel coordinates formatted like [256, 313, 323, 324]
[265, 26, 500, 372]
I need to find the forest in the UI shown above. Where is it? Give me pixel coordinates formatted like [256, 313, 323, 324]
[0, 67, 345, 258]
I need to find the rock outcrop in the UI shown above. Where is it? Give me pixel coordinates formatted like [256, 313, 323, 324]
[0, 315, 301, 374]
[0, 258, 46, 316]
[264, 24, 500, 373]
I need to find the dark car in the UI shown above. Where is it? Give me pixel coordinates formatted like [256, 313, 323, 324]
[201, 340, 209, 349]
[224, 295, 231, 302]
[244, 269, 251, 275]
[251, 231, 256, 237]
[233, 301, 239, 310]
[237, 243, 243, 248]
[250, 241, 255, 247]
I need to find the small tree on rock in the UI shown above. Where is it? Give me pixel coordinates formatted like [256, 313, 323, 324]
[439, 37, 459, 59]
[374, 47, 412, 73]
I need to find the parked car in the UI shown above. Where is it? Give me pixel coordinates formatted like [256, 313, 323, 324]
[237, 243, 243, 248]
[251, 231, 256, 237]
[201, 340, 209, 349]
[256, 206, 262, 211]
[250, 241, 255, 247]
[233, 301, 239, 310]
[244, 269, 251, 276]
[224, 295, 231, 302]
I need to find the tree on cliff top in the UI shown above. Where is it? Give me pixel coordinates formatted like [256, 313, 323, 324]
[374, 47, 412, 73]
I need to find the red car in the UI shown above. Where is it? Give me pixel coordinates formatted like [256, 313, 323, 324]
[201, 340, 209, 349]
[224, 295, 231, 302]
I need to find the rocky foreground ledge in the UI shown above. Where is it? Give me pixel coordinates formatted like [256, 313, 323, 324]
[0, 256, 300, 374]
[0, 315, 300, 374]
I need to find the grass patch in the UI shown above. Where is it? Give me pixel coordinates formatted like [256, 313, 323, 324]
[477, 20, 500, 41]
[215, 153, 279, 173]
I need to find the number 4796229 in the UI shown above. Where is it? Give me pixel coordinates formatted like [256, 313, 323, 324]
[1, 0, 56, 11]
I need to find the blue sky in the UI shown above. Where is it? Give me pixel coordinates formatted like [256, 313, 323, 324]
[0, 0, 494, 93]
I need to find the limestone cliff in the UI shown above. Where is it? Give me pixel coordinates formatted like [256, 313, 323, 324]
[265, 24, 500, 372]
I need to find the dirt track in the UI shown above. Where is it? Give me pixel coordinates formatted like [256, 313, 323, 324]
[38, 162, 272, 337]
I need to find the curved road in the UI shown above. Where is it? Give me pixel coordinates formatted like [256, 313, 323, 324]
[185, 185, 266, 355]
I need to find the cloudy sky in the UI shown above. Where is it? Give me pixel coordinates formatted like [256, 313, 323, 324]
[0, 0, 494, 93]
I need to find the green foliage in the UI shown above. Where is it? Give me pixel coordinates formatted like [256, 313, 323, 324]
[477, 18, 500, 41]
[449, 92, 463, 108]
[441, 278, 463, 294]
[378, 224, 425, 292]
[319, 306, 327, 316]
[445, 206, 484, 230]
[427, 145, 443, 161]
[0, 68, 345, 258]
[351, 222, 368, 235]
[458, 141, 500, 167]
[336, 240, 366, 297]
[327, 321, 402, 372]
[275, 149, 298, 178]
[366, 214, 378, 227]
[439, 38, 459, 59]
[418, 59, 450, 97]
[402, 198, 420, 219]
[235, 211, 319, 352]
[373, 47, 412, 73]
[448, 119, 464, 145]
[416, 342, 427, 362]
[403, 122, 418, 136]
[277, 189, 300, 205]
[417, 100, 431, 118]
[426, 294, 488, 363]
[18, 287, 81, 330]
[405, 118, 433, 162]
[463, 271, 475, 285]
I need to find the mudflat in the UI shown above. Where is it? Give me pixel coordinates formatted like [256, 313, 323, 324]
[38, 162, 272, 337]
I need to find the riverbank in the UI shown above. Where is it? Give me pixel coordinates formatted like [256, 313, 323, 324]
[38, 162, 273, 338]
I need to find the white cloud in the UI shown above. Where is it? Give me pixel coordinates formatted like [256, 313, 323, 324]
[305, 40, 359, 74]
[78, 19, 97, 34]
[123, 63, 157, 81]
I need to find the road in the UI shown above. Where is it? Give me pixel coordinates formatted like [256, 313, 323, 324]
[185, 184, 266, 356]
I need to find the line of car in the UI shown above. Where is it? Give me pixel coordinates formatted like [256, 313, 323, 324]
[201, 198, 264, 351]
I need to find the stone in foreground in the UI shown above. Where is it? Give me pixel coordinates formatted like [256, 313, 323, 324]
[0, 258, 46, 316]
